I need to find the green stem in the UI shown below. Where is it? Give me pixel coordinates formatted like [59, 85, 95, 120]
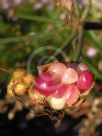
[87, 31, 102, 50]
[0, 68, 12, 74]
[0, 30, 54, 44]
[0, 34, 35, 44]
[74, 28, 84, 62]
[73, 0, 80, 17]
[74, 0, 91, 63]
[16, 14, 63, 24]
[81, 0, 91, 20]
[46, 31, 77, 64]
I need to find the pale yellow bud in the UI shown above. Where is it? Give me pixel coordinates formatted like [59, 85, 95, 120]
[49, 97, 65, 110]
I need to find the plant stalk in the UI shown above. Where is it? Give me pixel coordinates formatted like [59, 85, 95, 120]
[74, 28, 84, 62]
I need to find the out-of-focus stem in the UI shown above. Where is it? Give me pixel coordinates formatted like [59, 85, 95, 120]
[16, 14, 63, 24]
[74, 0, 91, 62]
[73, 0, 80, 17]
[87, 31, 102, 50]
[46, 31, 77, 64]
[82, 0, 91, 20]
[0, 30, 54, 44]
[0, 68, 12, 74]
[74, 28, 84, 62]
[0, 34, 35, 44]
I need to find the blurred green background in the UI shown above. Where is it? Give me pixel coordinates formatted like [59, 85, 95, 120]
[0, 0, 102, 84]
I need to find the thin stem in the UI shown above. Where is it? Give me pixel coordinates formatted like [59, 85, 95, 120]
[74, 28, 84, 62]
[0, 68, 12, 74]
[74, 0, 91, 62]
[15, 13, 102, 30]
[16, 14, 63, 24]
[73, 0, 80, 17]
[0, 34, 35, 44]
[45, 31, 77, 64]
[0, 30, 54, 44]
[87, 31, 102, 50]
[81, 0, 91, 20]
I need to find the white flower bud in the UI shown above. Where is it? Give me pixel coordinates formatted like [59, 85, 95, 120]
[49, 97, 65, 110]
